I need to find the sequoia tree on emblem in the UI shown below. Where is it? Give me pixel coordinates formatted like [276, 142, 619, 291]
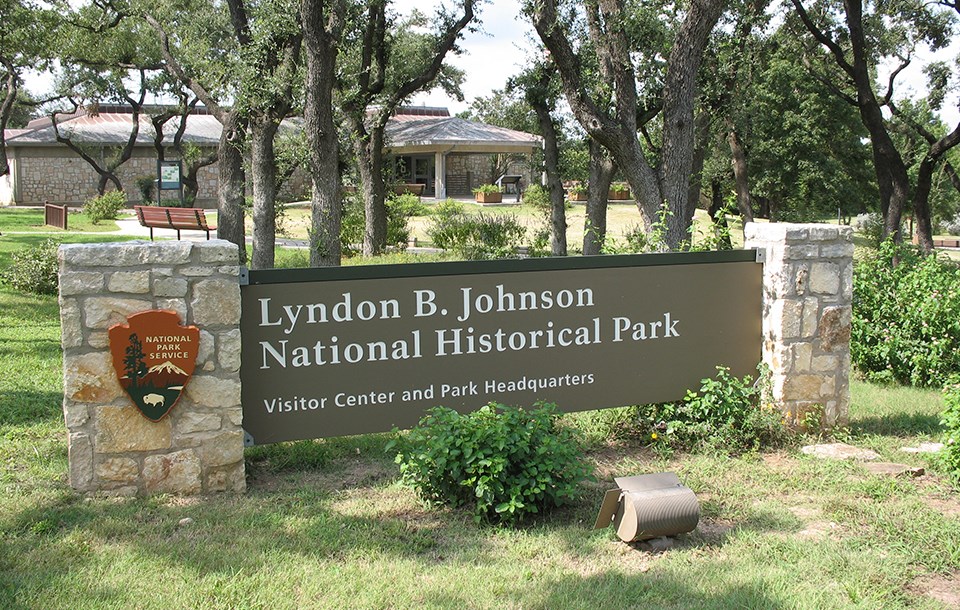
[108, 310, 200, 421]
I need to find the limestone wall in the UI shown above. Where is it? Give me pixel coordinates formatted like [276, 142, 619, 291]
[745, 223, 853, 426]
[59, 240, 244, 495]
[12, 146, 219, 206]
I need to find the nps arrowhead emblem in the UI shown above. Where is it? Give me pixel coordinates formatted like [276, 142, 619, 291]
[108, 310, 200, 422]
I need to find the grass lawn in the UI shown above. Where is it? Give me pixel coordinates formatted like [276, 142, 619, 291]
[274, 201, 736, 252]
[2, 209, 959, 608]
[1, 283, 958, 607]
[0, 207, 120, 234]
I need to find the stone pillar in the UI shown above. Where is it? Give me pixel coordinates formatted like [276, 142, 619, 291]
[59, 240, 245, 495]
[744, 223, 853, 426]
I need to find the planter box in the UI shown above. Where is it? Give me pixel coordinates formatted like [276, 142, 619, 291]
[475, 192, 503, 204]
[567, 191, 587, 202]
[608, 189, 631, 201]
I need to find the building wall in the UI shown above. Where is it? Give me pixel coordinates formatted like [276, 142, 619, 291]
[445, 153, 535, 197]
[8, 146, 219, 207]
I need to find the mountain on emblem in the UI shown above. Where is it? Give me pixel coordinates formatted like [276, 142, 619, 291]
[109, 310, 200, 422]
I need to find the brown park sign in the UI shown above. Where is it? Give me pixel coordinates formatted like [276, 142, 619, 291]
[239, 251, 762, 445]
[109, 310, 200, 421]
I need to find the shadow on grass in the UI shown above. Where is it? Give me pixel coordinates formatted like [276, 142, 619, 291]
[0, 390, 63, 425]
[850, 412, 942, 437]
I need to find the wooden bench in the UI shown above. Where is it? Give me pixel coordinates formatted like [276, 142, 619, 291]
[134, 205, 216, 240]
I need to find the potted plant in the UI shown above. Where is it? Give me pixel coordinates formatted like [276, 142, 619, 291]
[566, 183, 587, 202]
[473, 184, 503, 204]
[608, 182, 631, 201]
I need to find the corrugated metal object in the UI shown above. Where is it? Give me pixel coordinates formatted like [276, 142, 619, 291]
[594, 472, 700, 543]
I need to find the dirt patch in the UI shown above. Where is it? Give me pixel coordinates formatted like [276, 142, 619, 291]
[696, 518, 735, 542]
[910, 572, 960, 608]
[248, 458, 396, 493]
[794, 520, 840, 540]
[761, 452, 798, 471]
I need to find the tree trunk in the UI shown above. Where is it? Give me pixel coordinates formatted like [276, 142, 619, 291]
[727, 123, 754, 224]
[0, 63, 15, 177]
[216, 111, 247, 264]
[687, 111, 711, 220]
[355, 126, 387, 256]
[913, 155, 936, 253]
[842, 0, 909, 242]
[709, 180, 732, 249]
[583, 138, 614, 255]
[530, 84, 566, 256]
[250, 117, 280, 269]
[303, 0, 344, 267]
[658, 0, 727, 249]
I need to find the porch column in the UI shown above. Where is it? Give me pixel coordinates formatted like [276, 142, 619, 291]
[435, 150, 446, 199]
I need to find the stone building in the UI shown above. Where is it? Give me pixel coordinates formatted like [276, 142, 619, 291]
[1, 105, 224, 207]
[1, 104, 541, 206]
[385, 106, 541, 198]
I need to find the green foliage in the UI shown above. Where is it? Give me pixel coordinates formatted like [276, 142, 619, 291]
[940, 377, 960, 479]
[389, 403, 592, 524]
[340, 191, 419, 256]
[0, 238, 60, 295]
[472, 184, 501, 195]
[641, 365, 790, 454]
[427, 202, 526, 259]
[134, 175, 155, 204]
[82, 191, 126, 225]
[852, 241, 960, 387]
[522, 184, 550, 213]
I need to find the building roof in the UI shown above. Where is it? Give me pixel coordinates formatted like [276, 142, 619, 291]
[4, 104, 541, 154]
[385, 111, 541, 154]
[6, 105, 225, 148]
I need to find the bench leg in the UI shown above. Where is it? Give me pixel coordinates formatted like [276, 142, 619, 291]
[176, 229, 181, 240]
[149, 227, 154, 241]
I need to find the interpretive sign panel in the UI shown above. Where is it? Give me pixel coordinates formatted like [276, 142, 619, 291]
[158, 160, 182, 190]
[240, 251, 761, 444]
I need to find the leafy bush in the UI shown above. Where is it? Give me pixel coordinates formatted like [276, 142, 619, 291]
[389, 403, 592, 524]
[852, 240, 960, 387]
[472, 183, 501, 194]
[1, 238, 60, 295]
[83, 191, 126, 224]
[941, 377, 960, 479]
[640, 365, 790, 454]
[522, 184, 550, 213]
[340, 191, 418, 256]
[427, 204, 526, 259]
[853, 213, 885, 247]
[135, 175, 155, 204]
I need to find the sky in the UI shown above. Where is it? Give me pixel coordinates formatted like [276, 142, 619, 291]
[394, 0, 537, 114]
[20, 0, 959, 125]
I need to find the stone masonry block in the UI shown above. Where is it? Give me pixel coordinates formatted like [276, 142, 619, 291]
[107, 271, 151, 294]
[810, 262, 840, 295]
[191, 279, 240, 326]
[96, 405, 172, 453]
[59, 271, 105, 296]
[84, 297, 152, 330]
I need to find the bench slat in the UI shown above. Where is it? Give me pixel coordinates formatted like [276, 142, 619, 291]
[134, 206, 216, 240]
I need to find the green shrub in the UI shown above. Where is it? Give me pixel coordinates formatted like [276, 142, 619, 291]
[941, 377, 960, 479]
[641, 365, 790, 454]
[83, 191, 126, 224]
[135, 175, 155, 204]
[340, 191, 418, 256]
[523, 184, 550, 213]
[852, 240, 960, 387]
[388, 192, 430, 218]
[472, 183, 501, 194]
[389, 403, 592, 524]
[427, 205, 526, 260]
[1, 238, 60, 295]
